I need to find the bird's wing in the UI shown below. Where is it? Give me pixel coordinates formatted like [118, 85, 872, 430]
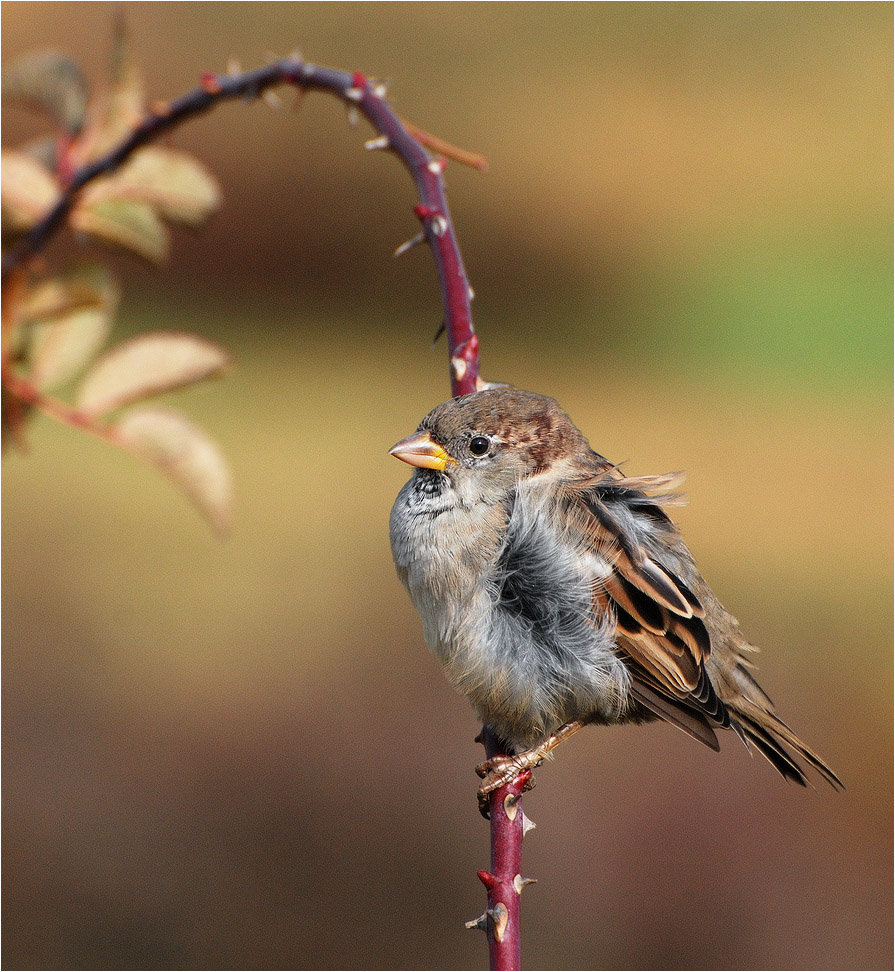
[558, 470, 730, 741]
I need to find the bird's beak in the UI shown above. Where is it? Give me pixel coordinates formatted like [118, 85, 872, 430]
[388, 431, 454, 470]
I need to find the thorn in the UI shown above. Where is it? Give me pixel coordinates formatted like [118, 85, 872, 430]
[503, 792, 519, 822]
[451, 357, 467, 381]
[513, 875, 538, 895]
[427, 158, 447, 174]
[290, 48, 303, 63]
[372, 79, 389, 99]
[412, 205, 449, 238]
[345, 74, 366, 103]
[347, 105, 360, 127]
[200, 72, 222, 95]
[263, 90, 283, 109]
[476, 377, 510, 392]
[488, 904, 509, 944]
[468, 285, 475, 301]
[227, 58, 242, 76]
[431, 320, 446, 345]
[414, 203, 438, 220]
[521, 811, 536, 838]
[152, 100, 172, 118]
[465, 913, 488, 932]
[394, 232, 426, 258]
[365, 135, 391, 151]
[477, 870, 498, 890]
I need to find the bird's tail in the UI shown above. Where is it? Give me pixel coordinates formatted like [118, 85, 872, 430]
[725, 668, 843, 790]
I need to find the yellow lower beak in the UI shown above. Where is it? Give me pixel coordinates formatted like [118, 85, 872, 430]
[388, 431, 454, 470]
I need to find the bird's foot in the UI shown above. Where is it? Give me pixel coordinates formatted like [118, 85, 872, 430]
[475, 749, 543, 813]
[474, 722, 587, 815]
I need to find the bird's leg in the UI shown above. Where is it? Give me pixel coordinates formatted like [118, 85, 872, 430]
[476, 720, 587, 799]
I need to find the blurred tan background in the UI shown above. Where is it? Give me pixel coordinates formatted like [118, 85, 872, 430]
[3, 3, 891, 969]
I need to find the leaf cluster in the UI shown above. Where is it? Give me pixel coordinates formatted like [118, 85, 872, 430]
[2, 30, 232, 532]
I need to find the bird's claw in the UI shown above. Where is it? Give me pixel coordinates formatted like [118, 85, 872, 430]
[475, 754, 539, 816]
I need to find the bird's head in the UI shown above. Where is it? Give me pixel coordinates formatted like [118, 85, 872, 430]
[389, 388, 591, 498]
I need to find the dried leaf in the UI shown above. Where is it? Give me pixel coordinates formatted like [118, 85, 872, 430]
[115, 407, 232, 533]
[26, 265, 120, 391]
[76, 332, 230, 418]
[1, 150, 60, 232]
[83, 147, 221, 226]
[70, 198, 169, 262]
[2, 50, 89, 134]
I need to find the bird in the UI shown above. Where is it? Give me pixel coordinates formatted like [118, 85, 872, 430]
[388, 387, 842, 804]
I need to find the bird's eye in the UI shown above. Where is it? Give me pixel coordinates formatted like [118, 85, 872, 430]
[469, 435, 490, 457]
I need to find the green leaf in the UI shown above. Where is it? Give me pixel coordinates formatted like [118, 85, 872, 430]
[76, 331, 230, 418]
[1, 149, 60, 232]
[114, 407, 232, 534]
[70, 198, 169, 262]
[2, 50, 89, 134]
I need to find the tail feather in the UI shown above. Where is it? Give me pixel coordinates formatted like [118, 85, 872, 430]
[730, 700, 844, 791]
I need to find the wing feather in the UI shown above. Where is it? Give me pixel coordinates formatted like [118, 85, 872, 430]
[564, 475, 730, 738]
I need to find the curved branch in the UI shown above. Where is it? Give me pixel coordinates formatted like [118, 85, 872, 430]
[4, 51, 512, 965]
[2, 56, 480, 394]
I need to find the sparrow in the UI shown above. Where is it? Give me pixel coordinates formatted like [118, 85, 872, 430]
[388, 387, 842, 803]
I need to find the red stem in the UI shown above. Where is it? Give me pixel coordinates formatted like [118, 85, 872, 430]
[1, 57, 481, 396]
[479, 728, 528, 970]
[3, 52, 510, 965]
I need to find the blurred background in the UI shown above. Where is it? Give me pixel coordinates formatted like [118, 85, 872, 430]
[3, 3, 891, 969]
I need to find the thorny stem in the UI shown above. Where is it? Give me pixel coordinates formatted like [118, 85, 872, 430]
[1, 55, 480, 394]
[3, 53, 530, 970]
[473, 727, 530, 971]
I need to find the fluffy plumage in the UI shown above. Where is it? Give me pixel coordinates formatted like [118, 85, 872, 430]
[389, 388, 841, 790]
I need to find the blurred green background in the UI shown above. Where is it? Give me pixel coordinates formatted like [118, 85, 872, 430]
[3, 3, 891, 969]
